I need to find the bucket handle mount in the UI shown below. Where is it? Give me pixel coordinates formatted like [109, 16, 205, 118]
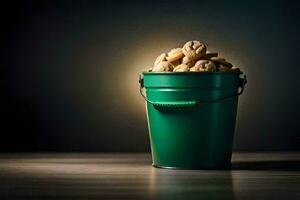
[139, 74, 247, 110]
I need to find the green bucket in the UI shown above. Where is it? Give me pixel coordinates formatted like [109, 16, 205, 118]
[139, 72, 247, 169]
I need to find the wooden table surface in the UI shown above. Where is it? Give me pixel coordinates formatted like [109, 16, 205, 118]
[0, 152, 299, 200]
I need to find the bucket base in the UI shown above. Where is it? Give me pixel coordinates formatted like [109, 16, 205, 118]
[152, 164, 232, 170]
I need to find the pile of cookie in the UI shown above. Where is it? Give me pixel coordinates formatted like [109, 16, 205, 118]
[148, 40, 240, 72]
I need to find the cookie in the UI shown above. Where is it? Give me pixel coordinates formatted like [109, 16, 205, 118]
[203, 51, 218, 59]
[152, 61, 172, 72]
[154, 53, 167, 66]
[173, 64, 190, 72]
[210, 57, 226, 62]
[229, 66, 241, 72]
[182, 40, 207, 60]
[189, 66, 199, 72]
[166, 48, 184, 62]
[169, 59, 181, 68]
[190, 60, 216, 72]
[182, 56, 195, 67]
[210, 57, 233, 68]
[217, 64, 230, 72]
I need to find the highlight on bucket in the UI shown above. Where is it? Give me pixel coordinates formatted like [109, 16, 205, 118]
[139, 40, 247, 170]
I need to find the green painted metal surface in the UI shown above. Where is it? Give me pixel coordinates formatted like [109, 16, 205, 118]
[140, 72, 246, 169]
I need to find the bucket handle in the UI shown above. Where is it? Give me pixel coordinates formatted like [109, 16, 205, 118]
[139, 74, 247, 110]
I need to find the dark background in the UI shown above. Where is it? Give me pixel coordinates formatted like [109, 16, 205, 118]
[1, 0, 299, 152]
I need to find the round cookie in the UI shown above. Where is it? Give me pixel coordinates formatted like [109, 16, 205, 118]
[173, 64, 190, 72]
[203, 51, 218, 59]
[210, 57, 233, 68]
[154, 53, 167, 66]
[182, 40, 207, 60]
[170, 59, 181, 68]
[210, 57, 226, 62]
[190, 66, 199, 72]
[229, 66, 241, 72]
[152, 61, 172, 72]
[166, 48, 184, 62]
[217, 64, 230, 72]
[182, 56, 195, 67]
[190, 60, 216, 72]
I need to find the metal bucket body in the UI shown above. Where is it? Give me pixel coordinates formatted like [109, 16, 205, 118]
[140, 72, 246, 169]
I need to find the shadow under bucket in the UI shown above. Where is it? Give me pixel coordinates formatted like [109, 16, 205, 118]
[139, 72, 247, 169]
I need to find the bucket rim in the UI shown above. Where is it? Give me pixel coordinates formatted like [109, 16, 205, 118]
[142, 71, 243, 75]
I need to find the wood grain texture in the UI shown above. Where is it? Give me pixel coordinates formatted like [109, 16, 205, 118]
[0, 153, 299, 200]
